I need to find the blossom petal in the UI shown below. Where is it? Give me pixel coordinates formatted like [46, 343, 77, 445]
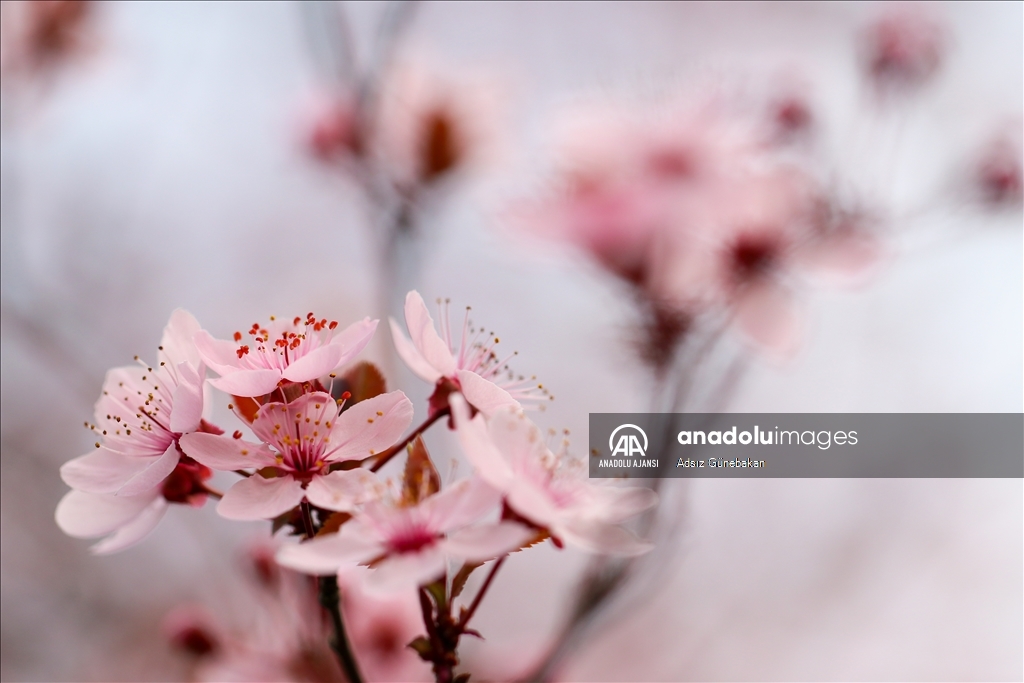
[326, 391, 414, 462]
[61, 447, 155, 494]
[390, 317, 442, 383]
[160, 309, 203, 370]
[282, 343, 344, 383]
[179, 433, 275, 471]
[60, 443, 177, 496]
[216, 475, 305, 521]
[583, 484, 659, 523]
[55, 489, 159, 538]
[555, 518, 653, 557]
[193, 329, 241, 375]
[485, 404, 548, 475]
[441, 522, 533, 562]
[451, 394, 514, 489]
[421, 477, 501, 532]
[209, 369, 282, 397]
[90, 498, 169, 555]
[505, 479, 561, 528]
[456, 370, 519, 417]
[365, 547, 447, 594]
[733, 283, 801, 356]
[118, 442, 181, 497]
[305, 469, 384, 512]
[276, 523, 384, 575]
[404, 291, 456, 377]
[796, 231, 883, 286]
[170, 362, 204, 433]
[330, 317, 378, 367]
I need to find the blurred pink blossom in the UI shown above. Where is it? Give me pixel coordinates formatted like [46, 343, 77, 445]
[0, 0, 92, 76]
[338, 567, 432, 682]
[373, 61, 504, 189]
[860, 6, 947, 93]
[302, 93, 361, 162]
[452, 395, 657, 557]
[521, 98, 879, 357]
[173, 548, 342, 683]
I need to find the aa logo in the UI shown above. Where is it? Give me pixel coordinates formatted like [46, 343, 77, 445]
[609, 424, 648, 457]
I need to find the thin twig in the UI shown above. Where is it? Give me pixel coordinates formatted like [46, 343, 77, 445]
[458, 556, 505, 629]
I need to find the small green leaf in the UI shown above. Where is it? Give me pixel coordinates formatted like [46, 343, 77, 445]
[407, 635, 433, 661]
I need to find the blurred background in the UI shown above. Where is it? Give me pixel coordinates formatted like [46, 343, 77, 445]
[1, 1, 1021, 681]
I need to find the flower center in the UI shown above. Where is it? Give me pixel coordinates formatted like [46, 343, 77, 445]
[387, 527, 437, 555]
[728, 232, 782, 283]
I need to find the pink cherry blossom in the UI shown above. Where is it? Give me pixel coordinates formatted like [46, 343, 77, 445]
[860, 7, 946, 93]
[374, 60, 504, 188]
[59, 309, 206, 497]
[276, 477, 531, 593]
[55, 308, 212, 553]
[390, 290, 549, 417]
[194, 313, 377, 397]
[180, 390, 413, 520]
[451, 395, 657, 557]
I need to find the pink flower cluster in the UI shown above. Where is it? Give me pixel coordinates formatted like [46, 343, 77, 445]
[523, 99, 879, 360]
[56, 291, 655, 598]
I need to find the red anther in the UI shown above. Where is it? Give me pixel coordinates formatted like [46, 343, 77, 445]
[232, 430, 243, 439]
[313, 323, 322, 332]
[236, 345, 250, 359]
[233, 331, 242, 342]
[329, 321, 338, 330]
[341, 391, 352, 400]
[293, 316, 301, 326]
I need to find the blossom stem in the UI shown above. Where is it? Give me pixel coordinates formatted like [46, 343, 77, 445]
[458, 556, 505, 629]
[319, 575, 365, 683]
[368, 406, 449, 472]
[418, 587, 455, 683]
[299, 501, 365, 683]
[201, 486, 223, 500]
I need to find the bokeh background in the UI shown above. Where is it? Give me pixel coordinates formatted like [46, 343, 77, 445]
[1, 1, 1021, 681]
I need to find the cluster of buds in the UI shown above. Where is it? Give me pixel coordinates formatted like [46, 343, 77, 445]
[56, 290, 656, 681]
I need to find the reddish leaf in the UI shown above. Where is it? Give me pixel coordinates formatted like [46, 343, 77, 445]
[315, 511, 352, 538]
[401, 436, 440, 506]
[231, 395, 261, 424]
[334, 361, 387, 408]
